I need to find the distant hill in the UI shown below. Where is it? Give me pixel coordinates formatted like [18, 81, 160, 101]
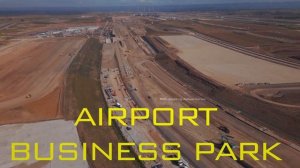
[0, 1, 299, 15]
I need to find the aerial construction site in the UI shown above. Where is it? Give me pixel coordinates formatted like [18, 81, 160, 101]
[0, 9, 300, 168]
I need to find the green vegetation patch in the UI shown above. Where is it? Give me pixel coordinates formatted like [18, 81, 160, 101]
[63, 38, 140, 168]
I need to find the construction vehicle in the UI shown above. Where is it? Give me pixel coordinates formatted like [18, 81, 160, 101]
[218, 125, 230, 134]
[165, 146, 189, 168]
[178, 157, 189, 168]
[208, 132, 239, 150]
[114, 102, 122, 108]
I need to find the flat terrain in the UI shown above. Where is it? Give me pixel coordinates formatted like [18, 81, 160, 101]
[0, 38, 85, 124]
[0, 120, 88, 168]
[149, 13, 300, 63]
[161, 35, 300, 86]
[0, 11, 300, 168]
[0, 14, 142, 168]
[251, 86, 300, 107]
[0, 38, 84, 124]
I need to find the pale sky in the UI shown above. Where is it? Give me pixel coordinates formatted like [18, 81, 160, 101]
[0, 0, 298, 7]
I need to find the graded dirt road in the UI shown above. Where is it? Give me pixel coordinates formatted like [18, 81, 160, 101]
[161, 35, 300, 87]
[0, 37, 85, 124]
[250, 87, 300, 108]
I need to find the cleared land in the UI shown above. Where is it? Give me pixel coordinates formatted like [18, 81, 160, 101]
[150, 15, 300, 63]
[1, 12, 300, 168]
[112, 20, 300, 168]
[153, 34, 300, 142]
[0, 120, 88, 168]
[251, 87, 300, 107]
[161, 35, 300, 86]
[0, 38, 85, 124]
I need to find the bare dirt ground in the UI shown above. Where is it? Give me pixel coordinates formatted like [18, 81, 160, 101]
[250, 87, 300, 107]
[0, 14, 104, 42]
[102, 43, 118, 69]
[0, 37, 85, 124]
[0, 14, 141, 168]
[144, 25, 300, 144]
[1, 12, 299, 168]
[161, 35, 300, 87]
[139, 58, 300, 168]
[149, 16, 300, 63]
[112, 19, 300, 168]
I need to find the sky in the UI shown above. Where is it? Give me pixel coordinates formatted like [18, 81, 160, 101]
[0, 0, 298, 7]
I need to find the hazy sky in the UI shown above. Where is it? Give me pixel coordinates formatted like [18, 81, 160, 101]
[0, 0, 298, 7]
